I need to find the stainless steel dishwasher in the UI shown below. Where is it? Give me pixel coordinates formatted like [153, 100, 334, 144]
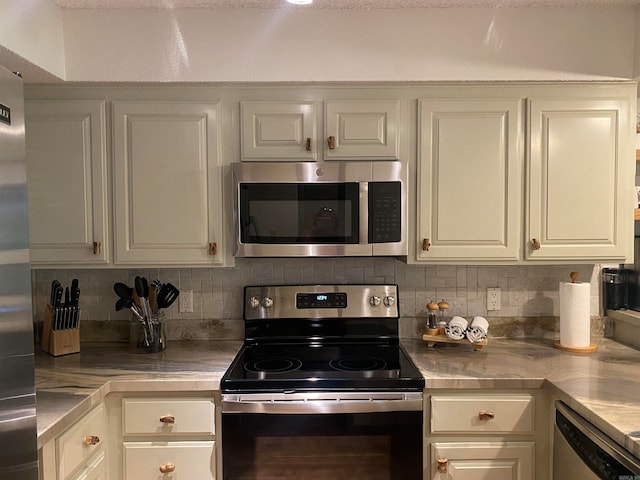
[554, 401, 640, 479]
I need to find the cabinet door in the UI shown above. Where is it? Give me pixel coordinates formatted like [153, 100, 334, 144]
[430, 442, 534, 480]
[25, 101, 109, 265]
[113, 102, 224, 265]
[417, 98, 522, 262]
[123, 442, 215, 480]
[527, 98, 634, 261]
[324, 100, 399, 160]
[241, 101, 317, 160]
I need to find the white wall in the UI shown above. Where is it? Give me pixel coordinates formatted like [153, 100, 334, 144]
[61, 7, 636, 82]
[0, 0, 65, 79]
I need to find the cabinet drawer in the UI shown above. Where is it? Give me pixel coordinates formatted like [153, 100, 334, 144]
[431, 395, 534, 434]
[122, 398, 215, 435]
[123, 441, 215, 480]
[56, 404, 106, 480]
[69, 450, 106, 480]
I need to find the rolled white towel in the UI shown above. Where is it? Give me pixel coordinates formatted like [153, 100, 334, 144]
[445, 316, 468, 340]
[466, 316, 489, 343]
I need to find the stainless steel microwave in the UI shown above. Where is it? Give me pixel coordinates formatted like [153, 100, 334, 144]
[232, 161, 407, 257]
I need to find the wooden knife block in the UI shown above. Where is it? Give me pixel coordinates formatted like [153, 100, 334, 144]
[41, 304, 80, 356]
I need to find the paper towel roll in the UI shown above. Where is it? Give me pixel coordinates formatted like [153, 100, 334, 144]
[559, 281, 591, 348]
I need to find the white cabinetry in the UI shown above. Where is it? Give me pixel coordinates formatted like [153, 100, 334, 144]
[427, 393, 535, 480]
[417, 98, 522, 262]
[38, 403, 107, 480]
[25, 100, 109, 266]
[112, 102, 226, 266]
[240, 100, 399, 161]
[108, 395, 217, 480]
[526, 98, 634, 261]
[414, 88, 635, 264]
[324, 100, 399, 160]
[241, 101, 317, 160]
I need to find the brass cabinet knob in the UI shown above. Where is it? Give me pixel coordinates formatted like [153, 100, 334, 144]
[305, 137, 311, 151]
[159, 463, 176, 473]
[83, 435, 100, 446]
[327, 136, 336, 149]
[437, 458, 448, 473]
[208, 242, 217, 255]
[159, 415, 175, 424]
[531, 238, 541, 250]
[478, 411, 495, 421]
[92, 241, 101, 255]
[422, 238, 431, 251]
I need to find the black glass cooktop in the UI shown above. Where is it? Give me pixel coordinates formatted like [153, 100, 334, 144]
[221, 343, 424, 393]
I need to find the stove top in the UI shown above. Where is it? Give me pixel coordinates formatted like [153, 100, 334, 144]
[221, 342, 424, 393]
[221, 284, 424, 393]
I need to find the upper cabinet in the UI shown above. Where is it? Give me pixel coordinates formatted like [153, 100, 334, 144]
[414, 86, 635, 264]
[416, 98, 523, 262]
[526, 98, 634, 262]
[324, 100, 400, 160]
[25, 100, 110, 266]
[112, 101, 226, 266]
[240, 100, 400, 161]
[241, 101, 317, 161]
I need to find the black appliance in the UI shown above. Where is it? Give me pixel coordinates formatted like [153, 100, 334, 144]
[221, 284, 424, 480]
[602, 267, 627, 310]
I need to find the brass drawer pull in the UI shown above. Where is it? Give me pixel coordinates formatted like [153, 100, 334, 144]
[159, 463, 175, 473]
[159, 415, 175, 424]
[92, 241, 101, 255]
[306, 137, 311, 151]
[327, 136, 335, 149]
[208, 242, 217, 255]
[437, 458, 448, 473]
[478, 411, 495, 420]
[422, 238, 431, 251]
[531, 238, 541, 250]
[84, 435, 100, 446]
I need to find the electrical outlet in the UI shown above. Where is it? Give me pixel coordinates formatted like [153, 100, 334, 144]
[179, 290, 194, 313]
[487, 288, 501, 311]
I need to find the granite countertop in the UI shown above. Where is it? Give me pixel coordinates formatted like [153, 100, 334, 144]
[36, 337, 640, 460]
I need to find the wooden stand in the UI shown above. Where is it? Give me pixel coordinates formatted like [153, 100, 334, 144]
[422, 333, 488, 351]
[553, 340, 597, 354]
[41, 304, 80, 356]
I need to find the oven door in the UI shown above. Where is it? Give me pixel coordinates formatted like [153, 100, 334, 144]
[221, 392, 423, 480]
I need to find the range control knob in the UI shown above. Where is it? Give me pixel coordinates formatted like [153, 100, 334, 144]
[369, 296, 381, 307]
[262, 297, 274, 309]
[249, 296, 260, 309]
[383, 296, 396, 307]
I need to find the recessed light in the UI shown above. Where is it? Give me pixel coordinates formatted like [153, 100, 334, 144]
[287, 0, 313, 4]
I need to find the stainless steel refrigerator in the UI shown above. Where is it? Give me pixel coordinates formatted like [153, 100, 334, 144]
[0, 65, 38, 478]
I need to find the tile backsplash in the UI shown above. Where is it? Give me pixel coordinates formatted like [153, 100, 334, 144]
[32, 259, 605, 343]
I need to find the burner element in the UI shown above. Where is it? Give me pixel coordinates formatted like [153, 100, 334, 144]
[329, 356, 387, 372]
[245, 357, 302, 374]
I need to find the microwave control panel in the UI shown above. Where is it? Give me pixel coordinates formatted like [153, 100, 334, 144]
[369, 182, 401, 243]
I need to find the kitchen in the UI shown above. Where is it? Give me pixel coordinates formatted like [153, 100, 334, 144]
[2, 0, 640, 479]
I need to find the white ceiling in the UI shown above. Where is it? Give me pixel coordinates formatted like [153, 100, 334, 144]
[50, 0, 640, 9]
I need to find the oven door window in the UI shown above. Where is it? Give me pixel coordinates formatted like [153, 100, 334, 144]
[222, 411, 422, 480]
[239, 182, 359, 244]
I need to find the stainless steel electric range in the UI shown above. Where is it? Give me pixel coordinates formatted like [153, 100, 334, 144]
[220, 284, 424, 480]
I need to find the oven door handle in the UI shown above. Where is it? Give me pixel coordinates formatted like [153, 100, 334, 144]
[222, 393, 423, 414]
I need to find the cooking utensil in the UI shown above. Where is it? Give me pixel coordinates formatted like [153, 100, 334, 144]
[113, 282, 143, 318]
[157, 283, 180, 309]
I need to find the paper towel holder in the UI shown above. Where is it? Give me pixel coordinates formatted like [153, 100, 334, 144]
[553, 271, 598, 354]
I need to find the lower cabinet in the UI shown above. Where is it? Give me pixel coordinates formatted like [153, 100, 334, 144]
[426, 392, 544, 480]
[430, 442, 534, 480]
[39, 403, 107, 480]
[123, 442, 215, 480]
[106, 394, 217, 480]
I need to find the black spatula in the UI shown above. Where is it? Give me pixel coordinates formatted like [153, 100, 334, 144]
[157, 283, 180, 309]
